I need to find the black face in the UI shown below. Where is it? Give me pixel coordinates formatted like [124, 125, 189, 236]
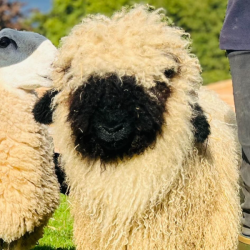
[67, 74, 171, 163]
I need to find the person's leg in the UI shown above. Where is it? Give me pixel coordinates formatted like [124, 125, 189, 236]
[228, 50, 250, 236]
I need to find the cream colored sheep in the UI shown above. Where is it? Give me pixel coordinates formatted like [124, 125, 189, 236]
[51, 6, 241, 250]
[0, 29, 60, 250]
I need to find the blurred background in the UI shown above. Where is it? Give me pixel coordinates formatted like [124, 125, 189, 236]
[2, 0, 230, 85]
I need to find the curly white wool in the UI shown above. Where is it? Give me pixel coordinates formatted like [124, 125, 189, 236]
[53, 5, 240, 250]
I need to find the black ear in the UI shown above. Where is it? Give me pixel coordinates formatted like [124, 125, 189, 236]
[33, 90, 59, 125]
[54, 153, 69, 195]
[191, 104, 210, 143]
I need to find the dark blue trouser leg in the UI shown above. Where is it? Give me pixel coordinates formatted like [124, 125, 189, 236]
[228, 50, 250, 235]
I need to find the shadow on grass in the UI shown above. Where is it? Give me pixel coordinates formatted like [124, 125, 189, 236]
[33, 246, 75, 250]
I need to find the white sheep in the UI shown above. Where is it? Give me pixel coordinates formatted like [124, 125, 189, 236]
[0, 28, 60, 250]
[36, 6, 240, 250]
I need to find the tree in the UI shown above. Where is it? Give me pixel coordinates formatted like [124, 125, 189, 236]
[29, 0, 133, 46]
[149, 0, 230, 83]
[30, 0, 230, 84]
[0, 0, 27, 30]
[29, 0, 85, 46]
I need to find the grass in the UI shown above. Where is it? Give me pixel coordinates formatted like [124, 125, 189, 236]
[33, 194, 75, 250]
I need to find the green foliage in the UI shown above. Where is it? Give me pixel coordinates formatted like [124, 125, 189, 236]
[29, 0, 134, 46]
[147, 0, 230, 84]
[29, 0, 230, 84]
[85, 0, 133, 15]
[33, 194, 74, 250]
[29, 0, 86, 46]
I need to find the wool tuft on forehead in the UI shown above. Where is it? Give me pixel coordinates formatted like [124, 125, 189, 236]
[53, 5, 201, 91]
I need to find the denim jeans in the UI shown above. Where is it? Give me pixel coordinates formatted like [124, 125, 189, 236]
[228, 50, 250, 235]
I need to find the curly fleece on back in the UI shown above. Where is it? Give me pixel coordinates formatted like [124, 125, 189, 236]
[0, 87, 59, 250]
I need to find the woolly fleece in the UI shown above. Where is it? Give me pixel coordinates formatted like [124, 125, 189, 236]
[52, 5, 240, 250]
[0, 87, 60, 250]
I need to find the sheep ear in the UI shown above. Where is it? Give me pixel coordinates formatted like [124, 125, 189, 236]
[191, 103, 210, 143]
[33, 89, 59, 125]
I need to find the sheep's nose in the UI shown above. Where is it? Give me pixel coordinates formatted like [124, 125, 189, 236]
[102, 123, 124, 133]
[94, 109, 126, 134]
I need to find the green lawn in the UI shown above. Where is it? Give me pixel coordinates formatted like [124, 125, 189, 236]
[33, 194, 75, 250]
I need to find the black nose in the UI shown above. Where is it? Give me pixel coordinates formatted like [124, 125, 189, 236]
[102, 123, 123, 133]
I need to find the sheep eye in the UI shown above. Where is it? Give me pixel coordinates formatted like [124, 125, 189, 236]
[150, 81, 171, 106]
[164, 68, 176, 79]
[0, 37, 11, 48]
